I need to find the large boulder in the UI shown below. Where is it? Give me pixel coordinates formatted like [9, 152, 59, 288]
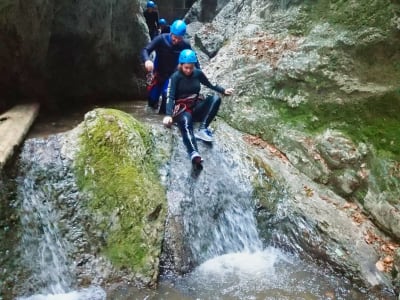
[72, 108, 167, 287]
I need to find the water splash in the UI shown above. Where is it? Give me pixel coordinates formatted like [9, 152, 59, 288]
[17, 286, 106, 300]
[173, 247, 365, 300]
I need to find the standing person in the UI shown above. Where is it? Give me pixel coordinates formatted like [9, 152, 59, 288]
[159, 18, 170, 33]
[162, 49, 234, 167]
[143, 1, 159, 40]
[141, 20, 196, 114]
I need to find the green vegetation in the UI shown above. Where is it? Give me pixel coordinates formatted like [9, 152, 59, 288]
[275, 91, 400, 161]
[351, 41, 400, 84]
[74, 109, 166, 277]
[290, 0, 397, 35]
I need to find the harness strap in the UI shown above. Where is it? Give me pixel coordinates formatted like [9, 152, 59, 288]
[146, 72, 168, 91]
[172, 94, 200, 118]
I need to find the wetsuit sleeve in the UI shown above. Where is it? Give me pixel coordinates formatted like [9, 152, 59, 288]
[141, 35, 161, 62]
[198, 70, 225, 94]
[166, 72, 179, 116]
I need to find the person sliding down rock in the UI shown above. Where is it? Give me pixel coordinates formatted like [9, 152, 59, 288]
[162, 49, 234, 168]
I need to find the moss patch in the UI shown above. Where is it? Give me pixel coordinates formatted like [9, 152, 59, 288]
[290, 0, 397, 35]
[74, 108, 166, 278]
[275, 91, 400, 161]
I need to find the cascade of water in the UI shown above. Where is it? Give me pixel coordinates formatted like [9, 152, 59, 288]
[19, 176, 73, 294]
[167, 126, 262, 264]
[17, 137, 74, 295]
[163, 124, 378, 299]
[15, 136, 106, 300]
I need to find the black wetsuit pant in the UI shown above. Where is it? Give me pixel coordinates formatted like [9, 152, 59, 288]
[174, 94, 221, 157]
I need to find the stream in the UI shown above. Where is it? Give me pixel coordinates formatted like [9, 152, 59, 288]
[1, 101, 396, 300]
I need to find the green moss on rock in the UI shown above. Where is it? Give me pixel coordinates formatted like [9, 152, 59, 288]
[291, 0, 397, 35]
[275, 91, 400, 161]
[74, 108, 166, 283]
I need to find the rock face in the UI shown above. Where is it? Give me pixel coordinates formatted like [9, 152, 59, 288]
[0, 0, 54, 110]
[73, 108, 167, 287]
[0, 108, 167, 298]
[0, 0, 148, 110]
[184, 0, 400, 293]
[47, 1, 148, 104]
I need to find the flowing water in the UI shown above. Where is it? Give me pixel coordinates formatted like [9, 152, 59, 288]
[166, 126, 263, 265]
[13, 137, 106, 300]
[154, 122, 375, 300]
[3, 101, 396, 299]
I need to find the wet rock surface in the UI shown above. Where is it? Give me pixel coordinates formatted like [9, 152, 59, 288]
[184, 0, 400, 294]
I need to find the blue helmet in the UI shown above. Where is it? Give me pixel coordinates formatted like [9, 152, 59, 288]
[147, 1, 155, 8]
[159, 18, 167, 25]
[179, 49, 197, 64]
[171, 20, 187, 37]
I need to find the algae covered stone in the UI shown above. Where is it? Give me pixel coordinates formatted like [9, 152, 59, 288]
[74, 108, 166, 286]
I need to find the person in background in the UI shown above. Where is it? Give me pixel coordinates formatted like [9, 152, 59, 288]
[141, 20, 196, 114]
[162, 49, 234, 167]
[159, 18, 170, 34]
[143, 1, 159, 40]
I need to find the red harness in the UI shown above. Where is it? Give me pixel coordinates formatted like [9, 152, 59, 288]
[173, 94, 203, 118]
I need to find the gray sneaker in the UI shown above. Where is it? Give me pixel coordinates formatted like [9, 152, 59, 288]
[195, 128, 214, 142]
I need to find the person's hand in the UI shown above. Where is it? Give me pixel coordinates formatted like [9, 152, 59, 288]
[163, 116, 173, 128]
[144, 60, 154, 72]
[224, 88, 234, 95]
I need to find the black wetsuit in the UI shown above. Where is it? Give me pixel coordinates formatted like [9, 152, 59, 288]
[143, 9, 159, 39]
[166, 68, 225, 157]
[160, 25, 170, 34]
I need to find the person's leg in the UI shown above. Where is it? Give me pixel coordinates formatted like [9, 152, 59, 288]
[192, 94, 221, 142]
[147, 84, 162, 109]
[158, 78, 170, 115]
[192, 94, 221, 129]
[148, 76, 167, 109]
[176, 112, 202, 163]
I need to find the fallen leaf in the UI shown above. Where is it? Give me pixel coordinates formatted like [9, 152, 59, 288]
[303, 185, 314, 197]
[351, 212, 365, 225]
[383, 256, 394, 264]
[324, 291, 335, 299]
[376, 260, 385, 272]
[364, 230, 379, 244]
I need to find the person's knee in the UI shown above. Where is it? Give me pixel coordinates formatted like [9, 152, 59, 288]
[207, 94, 221, 105]
[214, 95, 221, 106]
[183, 114, 194, 129]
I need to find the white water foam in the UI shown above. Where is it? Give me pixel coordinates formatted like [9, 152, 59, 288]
[197, 248, 283, 278]
[17, 286, 106, 300]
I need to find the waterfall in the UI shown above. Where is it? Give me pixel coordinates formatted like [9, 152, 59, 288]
[19, 176, 73, 294]
[1, 104, 385, 299]
[162, 123, 369, 299]
[15, 136, 105, 300]
[166, 125, 262, 265]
